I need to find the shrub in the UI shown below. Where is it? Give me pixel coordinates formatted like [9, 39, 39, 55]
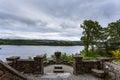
[50, 53, 73, 62]
[80, 48, 100, 57]
[111, 49, 120, 58]
[43, 54, 47, 61]
[28, 56, 32, 60]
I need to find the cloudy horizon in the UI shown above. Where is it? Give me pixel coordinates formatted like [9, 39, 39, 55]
[0, 0, 120, 41]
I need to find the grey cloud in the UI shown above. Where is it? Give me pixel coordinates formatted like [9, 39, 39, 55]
[0, 11, 36, 26]
[60, 32, 81, 37]
[25, 0, 110, 19]
[0, 0, 120, 40]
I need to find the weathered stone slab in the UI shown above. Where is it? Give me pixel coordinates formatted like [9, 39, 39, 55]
[41, 73, 71, 80]
[91, 69, 105, 78]
[6, 56, 20, 61]
[104, 62, 120, 80]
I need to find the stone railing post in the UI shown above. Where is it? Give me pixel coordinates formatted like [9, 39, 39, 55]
[55, 52, 61, 64]
[73, 55, 83, 75]
[34, 55, 44, 74]
[6, 56, 20, 68]
[96, 57, 111, 69]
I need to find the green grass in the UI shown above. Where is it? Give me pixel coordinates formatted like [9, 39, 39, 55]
[115, 60, 120, 65]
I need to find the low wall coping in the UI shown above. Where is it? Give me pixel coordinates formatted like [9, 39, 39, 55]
[17, 59, 34, 62]
[6, 56, 20, 61]
[96, 57, 110, 60]
[74, 55, 83, 58]
[83, 60, 100, 62]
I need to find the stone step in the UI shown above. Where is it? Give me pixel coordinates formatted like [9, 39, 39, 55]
[53, 69, 64, 73]
[53, 65, 64, 73]
[91, 69, 105, 78]
[54, 66, 62, 69]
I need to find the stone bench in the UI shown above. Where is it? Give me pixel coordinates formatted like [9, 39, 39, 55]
[53, 65, 64, 73]
[91, 69, 105, 78]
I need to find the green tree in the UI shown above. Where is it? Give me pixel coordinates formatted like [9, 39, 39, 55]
[108, 20, 120, 44]
[108, 20, 120, 49]
[96, 27, 110, 55]
[80, 20, 102, 56]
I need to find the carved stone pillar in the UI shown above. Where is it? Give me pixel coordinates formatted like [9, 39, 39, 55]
[55, 52, 61, 64]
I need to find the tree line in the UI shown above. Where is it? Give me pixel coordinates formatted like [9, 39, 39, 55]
[0, 39, 83, 46]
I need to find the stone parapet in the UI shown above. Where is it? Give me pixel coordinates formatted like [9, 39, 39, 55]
[6, 55, 44, 74]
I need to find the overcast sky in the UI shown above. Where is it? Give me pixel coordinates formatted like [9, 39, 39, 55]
[0, 0, 120, 41]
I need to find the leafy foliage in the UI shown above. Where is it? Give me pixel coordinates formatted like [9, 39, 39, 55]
[43, 54, 47, 61]
[61, 53, 73, 62]
[81, 20, 103, 56]
[115, 60, 120, 65]
[81, 19, 120, 57]
[111, 49, 120, 58]
[80, 48, 100, 58]
[108, 20, 120, 42]
[51, 53, 73, 62]
[28, 56, 32, 60]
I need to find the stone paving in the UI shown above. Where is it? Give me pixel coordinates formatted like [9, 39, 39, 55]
[26, 73, 103, 80]
[44, 65, 73, 74]
[26, 64, 103, 80]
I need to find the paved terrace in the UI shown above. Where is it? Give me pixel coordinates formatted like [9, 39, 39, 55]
[26, 65, 102, 80]
[27, 74, 103, 80]
[0, 60, 112, 80]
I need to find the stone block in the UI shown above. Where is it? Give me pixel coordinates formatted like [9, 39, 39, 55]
[92, 69, 105, 78]
[74, 55, 83, 62]
[6, 56, 20, 61]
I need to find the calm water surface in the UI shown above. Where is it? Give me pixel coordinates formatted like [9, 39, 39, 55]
[0, 45, 84, 61]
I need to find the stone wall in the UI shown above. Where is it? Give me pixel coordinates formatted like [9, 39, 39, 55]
[6, 56, 44, 74]
[104, 62, 120, 80]
[0, 60, 27, 80]
[5, 53, 111, 76]
[73, 56, 100, 74]
[16, 59, 34, 73]
[6, 54, 73, 74]
[73, 55, 111, 75]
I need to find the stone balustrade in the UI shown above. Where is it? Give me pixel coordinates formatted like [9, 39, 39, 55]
[73, 55, 111, 75]
[6, 55, 44, 74]
[5, 52, 112, 77]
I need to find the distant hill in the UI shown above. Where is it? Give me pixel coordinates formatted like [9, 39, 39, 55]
[0, 39, 83, 46]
